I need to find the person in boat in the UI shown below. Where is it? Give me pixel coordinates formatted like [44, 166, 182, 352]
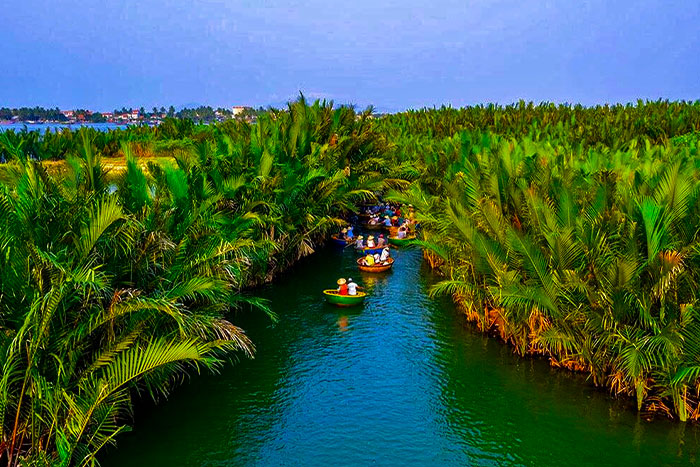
[380, 246, 390, 262]
[397, 226, 407, 239]
[347, 278, 358, 296]
[373, 253, 381, 264]
[346, 226, 354, 240]
[340, 227, 348, 239]
[355, 235, 364, 249]
[337, 278, 348, 295]
[364, 253, 375, 266]
[383, 215, 392, 227]
[377, 234, 386, 247]
[391, 215, 399, 226]
[366, 235, 376, 248]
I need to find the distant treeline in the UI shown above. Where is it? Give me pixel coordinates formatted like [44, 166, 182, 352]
[0, 107, 68, 122]
[4, 99, 698, 163]
[0, 105, 268, 123]
[381, 99, 700, 147]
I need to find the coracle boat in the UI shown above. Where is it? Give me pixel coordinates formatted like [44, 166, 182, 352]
[323, 289, 367, 307]
[330, 235, 349, 246]
[358, 244, 386, 255]
[388, 235, 416, 246]
[357, 256, 394, 273]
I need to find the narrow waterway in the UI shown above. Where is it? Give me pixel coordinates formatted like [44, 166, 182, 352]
[104, 246, 700, 466]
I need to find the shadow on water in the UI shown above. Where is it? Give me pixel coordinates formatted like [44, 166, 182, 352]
[103, 245, 700, 466]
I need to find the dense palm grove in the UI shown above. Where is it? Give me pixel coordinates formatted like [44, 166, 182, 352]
[1, 98, 700, 464]
[0, 99, 386, 465]
[379, 102, 700, 422]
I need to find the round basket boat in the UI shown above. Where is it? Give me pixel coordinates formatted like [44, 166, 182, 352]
[330, 235, 349, 246]
[323, 289, 367, 307]
[357, 256, 394, 273]
[388, 236, 416, 246]
[358, 244, 387, 255]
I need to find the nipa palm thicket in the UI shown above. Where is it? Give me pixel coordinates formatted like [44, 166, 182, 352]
[0, 98, 388, 466]
[380, 99, 700, 147]
[391, 129, 700, 421]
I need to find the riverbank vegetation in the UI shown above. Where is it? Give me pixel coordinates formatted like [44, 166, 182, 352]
[383, 103, 700, 421]
[0, 98, 386, 465]
[2, 98, 700, 464]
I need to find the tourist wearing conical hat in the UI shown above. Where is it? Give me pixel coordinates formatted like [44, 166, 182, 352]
[355, 235, 364, 249]
[366, 235, 376, 248]
[337, 278, 348, 295]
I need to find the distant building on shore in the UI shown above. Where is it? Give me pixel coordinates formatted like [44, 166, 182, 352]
[232, 106, 247, 116]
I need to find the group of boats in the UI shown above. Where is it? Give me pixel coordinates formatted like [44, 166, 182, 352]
[324, 205, 418, 307]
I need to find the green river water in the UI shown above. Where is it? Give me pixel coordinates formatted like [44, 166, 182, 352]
[103, 246, 700, 466]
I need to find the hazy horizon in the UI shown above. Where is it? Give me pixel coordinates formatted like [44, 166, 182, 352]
[2, 0, 699, 111]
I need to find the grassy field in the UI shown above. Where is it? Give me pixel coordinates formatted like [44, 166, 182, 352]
[0, 155, 176, 183]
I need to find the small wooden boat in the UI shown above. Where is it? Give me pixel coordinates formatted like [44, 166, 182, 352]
[388, 235, 416, 246]
[357, 256, 394, 272]
[330, 235, 349, 246]
[323, 289, 367, 307]
[358, 244, 387, 255]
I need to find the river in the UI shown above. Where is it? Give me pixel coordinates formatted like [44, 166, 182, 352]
[0, 123, 130, 132]
[103, 246, 700, 466]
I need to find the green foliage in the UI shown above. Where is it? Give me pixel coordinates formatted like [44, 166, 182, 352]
[3, 97, 700, 464]
[0, 98, 388, 465]
[393, 125, 700, 421]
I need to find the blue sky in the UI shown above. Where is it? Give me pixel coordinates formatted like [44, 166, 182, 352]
[1, 0, 699, 111]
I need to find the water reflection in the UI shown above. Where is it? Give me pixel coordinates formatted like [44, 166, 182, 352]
[337, 315, 349, 331]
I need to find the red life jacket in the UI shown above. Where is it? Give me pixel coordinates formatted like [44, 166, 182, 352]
[339, 284, 349, 295]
